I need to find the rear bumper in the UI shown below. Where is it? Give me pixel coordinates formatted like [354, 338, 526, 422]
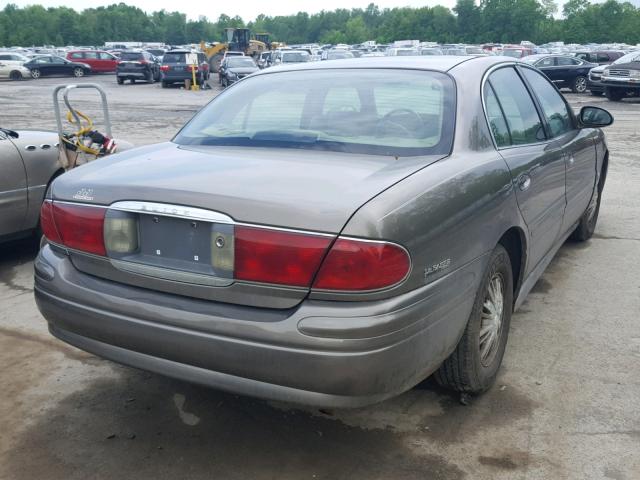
[162, 72, 199, 82]
[34, 245, 483, 407]
[117, 71, 147, 78]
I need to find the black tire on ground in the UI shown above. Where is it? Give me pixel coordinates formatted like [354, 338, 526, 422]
[9, 70, 22, 80]
[209, 53, 223, 73]
[161, 81, 168, 88]
[117, 77, 124, 85]
[570, 165, 606, 242]
[145, 69, 153, 83]
[605, 87, 624, 101]
[572, 75, 588, 93]
[434, 244, 513, 394]
[130, 79, 135, 84]
[73, 67, 85, 78]
[590, 90, 603, 96]
[31, 68, 41, 79]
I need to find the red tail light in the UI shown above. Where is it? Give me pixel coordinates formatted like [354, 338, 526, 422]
[313, 238, 410, 291]
[160, 65, 169, 71]
[41, 202, 107, 256]
[234, 226, 331, 287]
[40, 201, 61, 244]
[139, 60, 148, 65]
[184, 65, 197, 72]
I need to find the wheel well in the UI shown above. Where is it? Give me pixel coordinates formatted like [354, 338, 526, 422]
[599, 151, 609, 192]
[498, 228, 526, 304]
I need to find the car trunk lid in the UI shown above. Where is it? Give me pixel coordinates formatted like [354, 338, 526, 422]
[50, 142, 446, 307]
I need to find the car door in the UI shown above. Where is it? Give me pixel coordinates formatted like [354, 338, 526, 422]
[0, 54, 11, 77]
[50, 56, 69, 75]
[556, 56, 581, 86]
[0, 132, 28, 237]
[485, 66, 566, 271]
[99, 51, 117, 72]
[518, 66, 597, 235]
[83, 51, 100, 71]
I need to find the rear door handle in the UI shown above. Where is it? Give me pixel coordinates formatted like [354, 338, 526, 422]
[518, 174, 531, 191]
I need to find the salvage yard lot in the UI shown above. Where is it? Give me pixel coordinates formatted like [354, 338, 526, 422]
[1, 74, 639, 480]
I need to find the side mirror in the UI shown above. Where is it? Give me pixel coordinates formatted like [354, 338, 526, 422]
[579, 106, 613, 128]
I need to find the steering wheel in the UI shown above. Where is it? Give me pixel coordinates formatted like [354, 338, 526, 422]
[378, 108, 422, 137]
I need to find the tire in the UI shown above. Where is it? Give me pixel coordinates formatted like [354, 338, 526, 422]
[130, 78, 135, 84]
[570, 165, 605, 242]
[590, 90, 603, 96]
[31, 68, 41, 79]
[605, 87, 624, 101]
[117, 77, 124, 85]
[209, 53, 223, 73]
[145, 69, 153, 83]
[572, 75, 587, 93]
[161, 81, 168, 88]
[9, 70, 22, 81]
[73, 67, 85, 78]
[435, 244, 513, 394]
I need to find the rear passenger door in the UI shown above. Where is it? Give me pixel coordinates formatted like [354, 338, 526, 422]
[0, 132, 27, 236]
[485, 66, 566, 272]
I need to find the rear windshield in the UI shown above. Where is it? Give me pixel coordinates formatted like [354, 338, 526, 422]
[282, 52, 310, 62]
[174, 69, 455, 156]
[120, 52, 143, 61]
[163, 53, 186, 63]
[227, 57, 257, 67]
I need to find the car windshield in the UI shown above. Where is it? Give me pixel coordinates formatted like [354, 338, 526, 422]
[612, 52, 640, 64]
[396, 49, 419, 56]
[120, 52, 143, 61]
[503, 49, 524, 58]
[327, 51, 354, 59]
[174, 69, 455, 156]
[228, 57, 256, 67]
[282, 52, 310, 62]
[163, 53, 187, 63]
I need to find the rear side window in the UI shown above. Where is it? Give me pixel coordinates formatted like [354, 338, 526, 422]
[521, 68, 573, 137]
[487, 67, 544, 146]
[557, 56, 579, 66]
[536, 57, 554, 67]
[597, 53, 610, 63]
[163, 53, 186, 63]
[0, 55, 10, 60]
[484, 84, 511, 147]
[70, 52, 83, 59]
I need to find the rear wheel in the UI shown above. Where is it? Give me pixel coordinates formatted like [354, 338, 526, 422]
[572, 75, 587, 93]
[117, 77, 124, 85]
[161, 81, 168, 88]
[130, 78, 135, 84]
[605, 87, 624, 101]
[9, 70, 22, 81]
[30, 68, 41, 79]
[145, 69, 153, 83]
[435, 244, 513, 394]
[73, 67, 85, 78]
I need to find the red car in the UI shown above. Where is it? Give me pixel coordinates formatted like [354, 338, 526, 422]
[66, 50, 119, 72]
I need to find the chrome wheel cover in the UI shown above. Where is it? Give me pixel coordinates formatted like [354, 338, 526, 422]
[480, 273, 505, 366]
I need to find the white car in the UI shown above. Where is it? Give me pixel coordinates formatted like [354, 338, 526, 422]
[0, 52, 31, 80]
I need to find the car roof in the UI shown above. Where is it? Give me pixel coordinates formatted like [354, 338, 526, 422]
[254, 55, 488, 75]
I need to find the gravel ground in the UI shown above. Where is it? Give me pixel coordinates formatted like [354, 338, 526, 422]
[0, 74, 639, 480]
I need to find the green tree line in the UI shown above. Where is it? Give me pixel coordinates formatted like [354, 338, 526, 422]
[1, 0, 639, 47]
